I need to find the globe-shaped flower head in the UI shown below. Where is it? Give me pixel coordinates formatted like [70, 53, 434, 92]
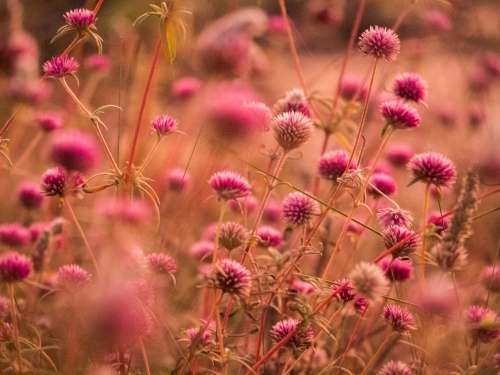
[393, 73, 428, 103]
[377, 208, 413, 229]
[43, 56, 79, 78]
[208, 171, 251, 201]
[210, 259, 251, 297]
[152, 115, 178, 137]
[273, 89, 312, 118]
[0, 252, 32, 283]
[377, 361, 414, 375]
[63, 8, 96, 29]
[358, 26, 400, 61]
[383, 225, 419, 259]
[383, 304, 416, 333]
[48, 130, 100, 172]
[318, 149, 356, 182]
[464, 305, 500, 343]
[380, 100, 421, 131]
[146, 253, 177, 276]
[407, 152, 457, 188]
[272, 111, 314, 152]
[41, 166, 84, 197]
[269, 318, 313, 351]
[281, 192, 320, 227]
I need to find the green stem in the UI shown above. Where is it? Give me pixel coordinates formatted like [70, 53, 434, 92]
[8, 283, 22, 375]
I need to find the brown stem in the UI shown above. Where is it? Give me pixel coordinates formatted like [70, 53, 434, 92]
[419, 183, 431, 281]
[359, 331, 392, 375]
[8, 283, 22, 375]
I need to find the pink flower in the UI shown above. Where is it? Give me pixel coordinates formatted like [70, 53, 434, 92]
[43, 56, 79, 77]
[218, 222, 250, 251]
[0, 252, 32, 282]
[377, 207, 413, 229]
[189, 240, 214, 260]
[380, 257, 413, 282]
[147, 253, 177, 275]
[465, 306, 500, 343]
[165, 168, 192, 192]
[332, 279, 356, 303]
[41, 166, 84, 197]
[17, 182, 44, 209]
[386, 143, 413, 167]
[380, 100, 421, 130]
[256, 226, 283, 248]
[56, 264, 91, 289]
[424, 10, 452, 32]
[281, 192, 320, 227]
[63, 8, 96, 29]
[383, 225, 419, 259]
[152, 115, 178, 136]
[367, 172, 397, 198]
[0, 224, 31, 248]
[407, 152, 457, 187]
[185, 327, 212, 346]
[85, 54, 111, 71]
[172, 76, 202, 99]
[339, 75, 368, 102]
[318, 149, 355, 182]
[269, 318, 313, 351]
[358, 26, 400, 61]
[377, 361, 413, 375]
[383, 304, 416, 333]
[272, 111, 314, 152]
[35, 112, 64, 132]
[208, 171, 251, 201]
[393, 73, 428, 103]
[348, 262, 390, 301]
[273, 89, 312, 118]
[210, 259, 252, 297]
[291, 279, 315, 294]
[48, 130, 100, 172]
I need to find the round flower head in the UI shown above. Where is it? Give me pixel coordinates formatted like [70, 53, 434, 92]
[190, 240, 214, 260]
[262, 200, 282, 223]
[49, 130, 100, 172]
[386, 143, 413, 167]
[17, 182, 44, 210]
[243, 101, 273, 132]
[291, 279, 315, 294]
[393, 73, 428, 103]
[147, 253, 177, 275]
[272, 111, 314, 152]
[482, 266, 500, 292]
[210, 259, 251, 297]
[0, 224, 30, 248]
[358, 26, 400, 61]
[152, 115, 178, 137]
[348, 261, 390, 301]
[407, 152, 457, 188]
[367, 172, 397, 198]
[0, 252, 31, 282]
[85, 54, 111, 71]
[41, 166, 84, 197]
[273, 89, 312, 118]
[172, 76, 202, 99]
[383, 225, 419, 259]
[218, 221, 250, 251]
[380, 100, 421, 130]
[35, 112, 63, 132]
[339, 75, 368, 102]
[269, 318, 313, 351]
[465, 305, 500, 343]
[318, 149, 355, 182]
[56, 264, 91, 289]
[377, 361, 414, 375]
[383, 304, 416, 333]
[63, 8, 96, 29]
[165, 168, 192, 192]
[332, 279, 356, 303]
[208, 171, 251, 201]
[281, 192, 320, 227]
[427, 211, 450, 235]
[42, 56, 79, 78]
[185, 327, 212, 346]
[354, 296, 369, 313]
[380, 257, 413, 282]
[377, 207, 413, 229]
[256, 225, 283, 247]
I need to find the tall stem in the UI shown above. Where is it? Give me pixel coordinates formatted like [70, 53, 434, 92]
[64, 198, 101, 276]
[8, 283, 22, 375]
[359, 331, 393, 375]
[136, 137, 161, 176]
[212, 201, 227, 267]
[420, 183, 431, 281]
[125, 40, 161, 183]
[214, 291, 227, 375]
[14, 132, 43, 168]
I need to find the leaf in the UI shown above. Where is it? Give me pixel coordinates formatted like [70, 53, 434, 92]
[160, 19, 178, 65]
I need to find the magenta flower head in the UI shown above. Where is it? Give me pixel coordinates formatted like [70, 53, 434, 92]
[147, 253, 177, 275]
[185, 326, 212, 346]
[262, 200, 282, 224]
[383, 304, 416, 333]
[256, 225, 283, 248]
[172, 76, 202, 100]
[339, 75, 368, 102]
[377, 207, 413, 229]
[210, 259, 252, 297]
[332, 279, 356, 303]
[189, 240, 214, 260]
[465, 306, 500, 343]
[63, 8, 96, 29]
[42, 56, 79, 78]
[428, 211, 450, 235]
[407, 152, 457, 188]
[165, 168, 192, 192]
[393, 73, 428, 103]
[35, 112, 64, 132]
[41, 166, 84, 197]
[358, 26, 400, 61]
[56, 264, 91, 289]
[85, 54, 111, 71]
[0, 252, 31, 282]
[273, 89, 312, 118]
[208, 170, 251, 201]
[380, 257, 413, 282]
[272, 111, 314, 152]
[281, 192, 320, 228]
[17, 181, 44, 210]
[383, 225, 419, 259]
[0, 224, 31, 248]
[386, 143, 413, 167]
[482, 266, 500, 292]
[229, 195, 258, 215]
[152, 115, 178, 137]
[218, 222, 250, 251]
[348, 261, 390, 301]
[318, 149, 356, 182]
[377, 361, 414, 375]
[269, 318, 313, 351]
[367, 172, 397, 198]
[380, 100, 421, 131]
[48, 130, 100, 172]
[291, 279, 315, 295]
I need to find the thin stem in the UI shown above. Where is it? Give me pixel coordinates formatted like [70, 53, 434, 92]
[136, 137, 162, 176]
[139, 338, 151, 375]
[93, 0, 105, 14]
[419, 183, 431, 281]
[214, 291, 227, 375]
[64, 198, 101, 276]
[359, 331, 393, 375]
[392, 0, 417, 32]
[14, 131, 43, 168]
[59, 78, 121, 175]
[213, 201, 227, 267]
[8, 283, 22, 375]
[125, 40, 161, 183]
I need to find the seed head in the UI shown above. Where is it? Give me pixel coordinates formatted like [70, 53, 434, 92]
[281, 192, 320, 227]
[380, 100, 421, 130]
[383, 304, 416, 333]
[42, 56, 79, 77]
[377, 361, 414, 375]
[348, 262, 390, 302]
[272, 111, 314, 152]
[218, 222, 250, 251]
[56, 264, 91, 289]
[393, 73, 428, 103]
[318, 149, 355, 182]
[208, 171, 251, 201]
[407, 152, 457, 188]
[152, 115, 178, 137]
[63, 8, 96, 29]
[147, 253, 177, 275]
[273, 89, 312, 118]
[465, 305, 500, 343]
[367, 172, 397, 198]
[269, 318, 313, 351]
[41, 166, 84, 197]
[383, 225, 419, 259]
[377, 207, 413, 229]
[0, 252, 32, 283]
[49, 130, 100, 172]
[211, 259, 252, 297]
[358, 26, 400, 61]
[17, 182, 44, 210]
[380, 257, 413, 282]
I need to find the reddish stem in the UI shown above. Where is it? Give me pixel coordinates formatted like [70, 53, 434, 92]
[124, 40, 161, 183]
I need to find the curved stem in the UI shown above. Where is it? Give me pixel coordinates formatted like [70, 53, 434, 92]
[420, 183, 431, 281]
[64, 198, 101, 276]
[125, 40, 161, 183]
[8, 283, 22, 375]
[136, 137, 161, 176]
[359, 331, 392, 375]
